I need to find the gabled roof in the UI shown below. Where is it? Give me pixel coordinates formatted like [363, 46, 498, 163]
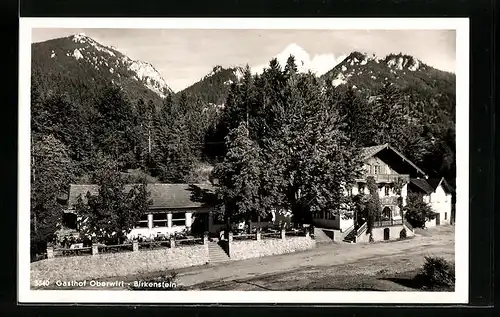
[361, 143, 427, 177]
[427, 177, 454, 194]
[67, 183, 215, 210]
[361, 144, 389, 160]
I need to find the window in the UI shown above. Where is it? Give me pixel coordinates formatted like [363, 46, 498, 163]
[137, 214, 149, 228]
[325, 211, 335, 220]
[172, 212, 186, 226]
[373, 165, 381, 174]
[384, 186, 390, 196]
[152, 213, 168, 228]
[445, 212, 447, 220]
[348, 187, 353, 196]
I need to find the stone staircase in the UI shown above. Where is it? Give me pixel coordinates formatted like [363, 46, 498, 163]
[342, 228, 357, 243]
[313, 228, 335, 244]
[343, 222, 367, 243]
[208, 241, 231, 263]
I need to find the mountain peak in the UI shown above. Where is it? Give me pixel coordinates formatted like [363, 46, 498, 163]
[33, 34, 173, 98]
[71, 33, 91, 44]
[384, 53, 422, 71]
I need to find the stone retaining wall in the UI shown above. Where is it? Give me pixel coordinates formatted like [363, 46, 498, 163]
[229, 236, 316, 261]
[356, 225, 414, 243]
[30, 245, 208, 287]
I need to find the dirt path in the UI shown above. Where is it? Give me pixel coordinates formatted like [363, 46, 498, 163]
[177, 225, 454, 290]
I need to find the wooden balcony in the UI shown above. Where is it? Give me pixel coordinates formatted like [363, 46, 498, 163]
[356, 173, 409, 184]
[379, 196, 399, 206]
[372, 219, 403, 228]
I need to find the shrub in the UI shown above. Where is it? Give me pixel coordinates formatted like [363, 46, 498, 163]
[404, 193, 436, 229]
[416, 256, 455, 289]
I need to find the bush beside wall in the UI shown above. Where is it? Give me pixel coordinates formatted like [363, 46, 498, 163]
[230, 236, 316, 261]
[30, 245, 208, 286]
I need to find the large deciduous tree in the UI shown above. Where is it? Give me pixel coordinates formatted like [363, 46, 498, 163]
[75, 158, 152, 243]
[214, 56, 363, 228]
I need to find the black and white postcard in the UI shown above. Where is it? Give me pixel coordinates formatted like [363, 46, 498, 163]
[18, 18, 469, 304]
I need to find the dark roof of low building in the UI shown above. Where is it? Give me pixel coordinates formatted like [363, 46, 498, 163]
[410, 177, 454, 195]
[409, 178, 435, 194]
[67, 183, 216, 210]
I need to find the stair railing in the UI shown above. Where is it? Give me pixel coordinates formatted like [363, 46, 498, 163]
[356, 222, 368, 237]
[403, 219, 414, 232]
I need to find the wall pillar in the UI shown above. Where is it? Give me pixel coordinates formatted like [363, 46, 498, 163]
[185, 212, 192, 230]
[167, 213, 173, 228]
[256, 228, 261, 241]
[281, 228, 286, 240]
[228, 231, 234, 258]
[208, 211, 213, 233]
[46, 247, 54, 259]
[169, 236, 175, 248]
[132, 240, 139, 252]
[147, 213, 153, 230]
[91, 244, 99, 256]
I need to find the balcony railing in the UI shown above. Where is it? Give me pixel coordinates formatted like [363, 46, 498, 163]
[380, 196, 399, 205]
[356, 174, 409, 183]
[372, 219, 403, 228]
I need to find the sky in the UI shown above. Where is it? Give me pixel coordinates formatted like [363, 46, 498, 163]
[32, 29, 456, 92]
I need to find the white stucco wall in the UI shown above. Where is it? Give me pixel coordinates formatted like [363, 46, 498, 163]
[424, 184, 451, 227]
[313, 216, 353, 232]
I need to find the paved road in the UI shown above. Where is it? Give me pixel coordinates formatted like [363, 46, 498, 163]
[175, 225, 455, 290]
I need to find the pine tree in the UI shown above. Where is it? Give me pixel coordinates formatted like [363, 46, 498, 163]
[150, 94, 196, 182]
[31, 134, 74, 243]
[93, 85, 138, 169]
[335, 85, 374, 146]
[213, 122, 264, 228]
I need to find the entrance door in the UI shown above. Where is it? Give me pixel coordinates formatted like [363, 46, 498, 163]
[435, 213, 441, 226]
[383, 228, 390, 240]
[191, 213, 209, 234]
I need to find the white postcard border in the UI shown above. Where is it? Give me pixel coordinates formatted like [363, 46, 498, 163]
[18, 17, 469, 304]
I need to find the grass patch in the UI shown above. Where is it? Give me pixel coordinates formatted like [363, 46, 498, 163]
[381, 256, 455, 291]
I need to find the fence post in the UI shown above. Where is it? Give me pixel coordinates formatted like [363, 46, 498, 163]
[256, 228, 261, 241]
[169, 236, 175, 248]
[281, 228, 286, 240]
[203, 232, 209, 245]
[132, 240, 139, 252]
[91, 243, 99, 256]
[46, 246, 54, 259]
[227, 231, 234, 258]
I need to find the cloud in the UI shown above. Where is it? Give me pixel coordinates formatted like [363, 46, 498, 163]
[250, 43, 346, 76]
